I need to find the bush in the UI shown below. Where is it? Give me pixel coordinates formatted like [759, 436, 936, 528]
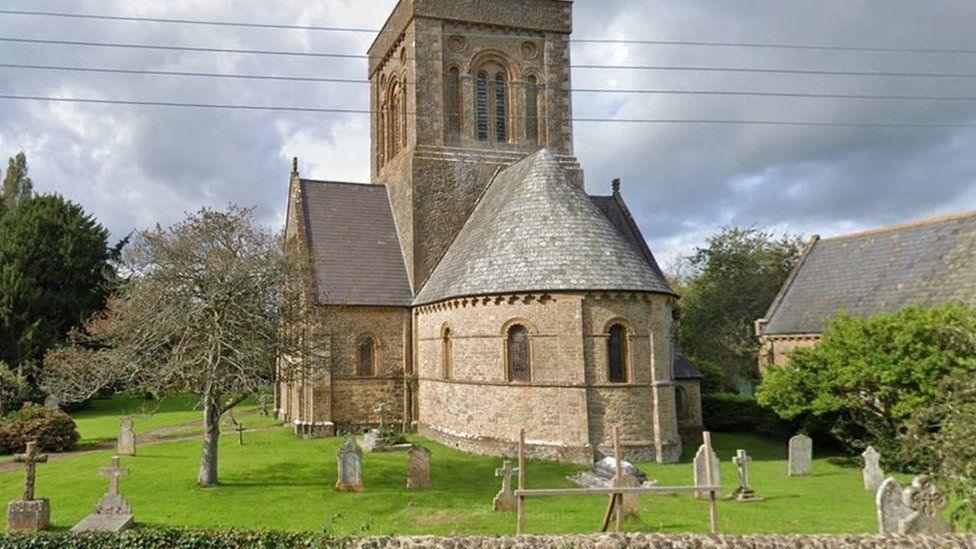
[701, 393, 793, 438]
[0, 402, 80, 454]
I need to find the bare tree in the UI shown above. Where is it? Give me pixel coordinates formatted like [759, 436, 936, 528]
[43, 205, 319, 486]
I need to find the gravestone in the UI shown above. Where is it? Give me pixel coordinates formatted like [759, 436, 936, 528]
[43, 395, 60, 411]
[7, 441, 49, 532]
[693, 444, 721, 500]
[730, 449, 762, 502]
[567, 457, 653, 516]
[374, 403, 387, 430]
[876, 476, 951, 535]
[862, 446, 883, 492]
[335, 436, 363, 492]
[117, 418, 135, 456]
[258, 395, 270, 417]
[493, 460, 519, 511]
[788, 434, 812, 476]
[236, 423, 246, 446]
[71, 456, 134, 533]
[405, 446, 432, 490]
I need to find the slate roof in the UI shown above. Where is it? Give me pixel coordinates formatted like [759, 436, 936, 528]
[761, 211, 976, 335]
[299, 179, 412, 307]
[673, 342, 703, 380]
[414, 149, 674, 305]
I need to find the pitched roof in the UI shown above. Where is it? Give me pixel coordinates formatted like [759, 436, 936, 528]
[414, 149, 674, 305]
[299, 179, 412, 307]
[673, 342, 702, 380]
[762, 211, 976, 335]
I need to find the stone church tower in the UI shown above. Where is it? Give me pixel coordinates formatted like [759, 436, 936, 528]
[369, 0, 582, 289]
[276, 0, 703, 464]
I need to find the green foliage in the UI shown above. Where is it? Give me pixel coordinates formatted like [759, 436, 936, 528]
[377, 425, 407, 445]
[2, 152, 33, 211]
[757, 303, 976, 469]
[0, 361, 30, 416]
[0, 529, 327, 548]
[0, 402, 80, 454]
[673, 227, 804, 392]
[0, 193, 119, 394]
[701, 393, 793, 438]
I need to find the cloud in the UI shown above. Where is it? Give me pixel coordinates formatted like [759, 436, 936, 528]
[0, 0, 974, 263]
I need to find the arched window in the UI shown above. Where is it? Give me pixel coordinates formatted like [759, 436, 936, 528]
[442, 327, 453, 380]
[476, 72, 489, 141]
[494, 73, 507, 142]
[525, 75, 539, 144]
[675, 386, 688, 418]
[607, 324, 628, 383]
[445, 67, 461, 141]
[506, 324, 531, 383]
[357, 336, 376, 376]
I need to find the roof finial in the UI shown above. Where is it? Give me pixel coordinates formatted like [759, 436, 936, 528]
[291, 157, 299, 176]
[612, 178, 621, 195]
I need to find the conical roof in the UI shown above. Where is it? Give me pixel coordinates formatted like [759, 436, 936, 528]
[414, 149, 673, 305]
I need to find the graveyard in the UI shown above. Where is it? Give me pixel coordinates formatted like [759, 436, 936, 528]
[0, 394, 894, 536]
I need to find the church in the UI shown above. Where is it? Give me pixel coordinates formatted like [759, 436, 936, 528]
[275, 0, 702, 464]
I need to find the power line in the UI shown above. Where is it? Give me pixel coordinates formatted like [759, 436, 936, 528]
[3, 8, 976, 54]
[5, 37, 976, 79]
[6, 62, 976, 102]
[3, 94, 975, 129]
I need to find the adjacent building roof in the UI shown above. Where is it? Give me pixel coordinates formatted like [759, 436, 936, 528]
[673, 343, 703, 380]
[414, 149, 674, 305]
[761, 211, 976, 336]
[299, 179, 412, 307]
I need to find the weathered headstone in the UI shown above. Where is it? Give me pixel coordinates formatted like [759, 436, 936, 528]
[117, 418, 135, 456]
[7, 441, 49, 532]
[730, 449, 762, 502]
[788, 434, 812, 476]
[335, 436, 363, 492]
[406, 446, 432, 490]
[694, 444, 721, 500]
[493, 460, 518, 511]
[566, 457, 652, 516]
[876, 475, 951, 535]
[43, 395, 60, 411]
[71, 456, 134, 533]
[258, 395, 270, 417]
[862, 446, 883, 492]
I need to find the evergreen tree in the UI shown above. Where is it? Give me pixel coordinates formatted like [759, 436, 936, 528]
[2, 152, 34, 211]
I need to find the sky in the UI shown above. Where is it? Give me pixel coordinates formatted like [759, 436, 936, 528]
[1, 0, 975, 270]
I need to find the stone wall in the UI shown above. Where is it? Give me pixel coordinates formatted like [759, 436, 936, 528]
[414, 291, 686, 463]
[676, 378, 705, 439]
[340, 534, 976, 548]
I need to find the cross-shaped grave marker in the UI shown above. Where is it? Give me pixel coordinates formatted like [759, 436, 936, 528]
[13, 441, 48, 501]
[374, 403, 387, 430]
[236, 423, 246, 446]
[493, 460, 519, 511]
[99, 457, 129, 498]
[730, 449, 762, 501]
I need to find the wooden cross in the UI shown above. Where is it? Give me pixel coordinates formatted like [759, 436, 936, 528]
[236, 423, 246, 445]
[732, 449, 752, 490]
[13, 441, 48, 501]
[374, 403, 386, 430]
[99, 456, 129, 496]
[495, 460, 518, 494]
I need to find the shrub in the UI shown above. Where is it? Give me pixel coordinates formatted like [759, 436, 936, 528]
[0, 402, 80, 454]
[377, 425, 407, 445]
[701, 393, 793, 438]
[757, 303, 976, 470]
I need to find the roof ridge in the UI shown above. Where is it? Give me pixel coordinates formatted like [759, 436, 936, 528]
[299, 178, 374, 188]
[823, 210, 976, 242]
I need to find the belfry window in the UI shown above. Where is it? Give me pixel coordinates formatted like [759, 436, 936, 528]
[494, 73, 507, 142]
[607, 324, 627, 383]
[506, 324, 531, 383]
[476, 72, 489, 141]
[358, 336, 376, 376]
[472, 60, 509, 143]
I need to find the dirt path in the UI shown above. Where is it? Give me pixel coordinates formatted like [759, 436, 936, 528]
[0, 408, 280, 473]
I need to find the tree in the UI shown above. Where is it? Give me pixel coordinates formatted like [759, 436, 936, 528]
[674, 227, 804, 393]
[757, 303, 976, 469]
[2, 152, 33, 212]
[0, 194, 120, 393]
[43, 206, 317, 486]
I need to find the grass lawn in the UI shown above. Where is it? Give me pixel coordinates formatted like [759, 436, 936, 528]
[0, 395, 886, 535]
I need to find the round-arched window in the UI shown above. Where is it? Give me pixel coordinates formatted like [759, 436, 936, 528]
[607, 324, 628, 383]
[506, 324, 531, 382]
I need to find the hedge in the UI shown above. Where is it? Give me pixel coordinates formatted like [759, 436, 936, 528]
[701, 393, 793, 438]
[0, 530, 324, 549]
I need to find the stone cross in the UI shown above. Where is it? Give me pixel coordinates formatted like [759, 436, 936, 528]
[13, 442, 47, 501]
[236, 423, 246, 446]
[493, 460, 519, 511]
[693, 444, 721, 500]
[862, 446, 884, 492]
[99, 457, 129, 498]
[374, 403, 387, 430]
[335, 436, 363, 492]
[788, 434, 813, 476]
[406, 445, 432, 490]
[730, 449, 762, 501]
[117, 418, 135, 456]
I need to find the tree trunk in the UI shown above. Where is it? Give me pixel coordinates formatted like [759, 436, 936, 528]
[197, 395, 221, 487]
